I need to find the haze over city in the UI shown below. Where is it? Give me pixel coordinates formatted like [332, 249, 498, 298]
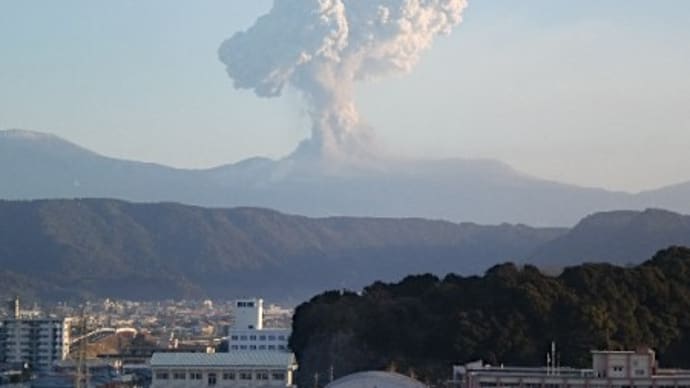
[2, 0, 689, 191]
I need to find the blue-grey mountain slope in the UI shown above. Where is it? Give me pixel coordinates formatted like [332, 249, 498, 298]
[0, 198, 565, 302]
[2, 129, 689, 226]
[526, 209, 690, 268]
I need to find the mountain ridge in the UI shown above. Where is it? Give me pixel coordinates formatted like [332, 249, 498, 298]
[0, 198, 565, 302]
[1, 198, 690, 302]
[526, 208, 690, 268]
[7, 129, 686, 225]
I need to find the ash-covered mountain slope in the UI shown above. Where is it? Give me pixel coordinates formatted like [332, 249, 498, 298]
[6, 128, 683, 226]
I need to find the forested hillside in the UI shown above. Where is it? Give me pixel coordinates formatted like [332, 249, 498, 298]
[290, 247, 690, 386]
[0, 198, 562, 301]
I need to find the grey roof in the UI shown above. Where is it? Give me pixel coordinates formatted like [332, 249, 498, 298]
[150, 351, 296, 368]
[326, 371, 428, 388]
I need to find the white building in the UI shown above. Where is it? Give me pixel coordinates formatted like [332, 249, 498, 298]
[226, 299, 290, 352]
[0, 317, 70, 371]
[228, 329, 290, 352]
[150, 351, 297, 388]
[452, 348, 690, 388]
[233, 299, 264, 330]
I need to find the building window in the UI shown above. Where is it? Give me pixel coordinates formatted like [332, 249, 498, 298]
[272, 372, 285, 380]
[240, 335, 248, 340]
[231, 335, 238, 340]
[223, 372, 236, 380]
[250, 335, 257, 340]
[240, 371, 252, 380]
[208, 372, 217, 385]
[259, 335, 266, 341]
[240, 345, 247, 350]
[250, 345, 257, 350]
[268, 335, 276, 341]
[231, 345, 239, 350]
[190, 371, 202, 380]
[278, 345, 286, 350]
[268, 345, 276, 350]
[155, 372, 169, 380]
[259, 345, 266, 350]
[172, 371, 186, 380]
[635, 369, 646, 376]
[278, 335, 286, 340]
[256, 372, 269, 380]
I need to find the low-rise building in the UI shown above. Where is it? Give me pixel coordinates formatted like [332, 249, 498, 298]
[452, 348, 690, 388]
[150, 351, 297, 387]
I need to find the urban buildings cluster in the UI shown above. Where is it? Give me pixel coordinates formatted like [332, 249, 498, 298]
[0, 297, 294, 387]
[3, 297, 690, 388]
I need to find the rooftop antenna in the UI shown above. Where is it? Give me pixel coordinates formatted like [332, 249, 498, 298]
[546, 352, 551, 376]
[551, 341, 557, 376]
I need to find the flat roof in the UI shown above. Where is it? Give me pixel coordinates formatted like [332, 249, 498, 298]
[150, 351, 295, 368]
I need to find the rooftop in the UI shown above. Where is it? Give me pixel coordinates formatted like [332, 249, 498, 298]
[150, 351, 296, 368]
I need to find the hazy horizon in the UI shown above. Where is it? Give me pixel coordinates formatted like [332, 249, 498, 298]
[1, 1, 689, 192]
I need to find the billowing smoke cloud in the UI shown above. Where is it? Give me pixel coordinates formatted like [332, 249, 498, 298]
[219, 0, 468, 161]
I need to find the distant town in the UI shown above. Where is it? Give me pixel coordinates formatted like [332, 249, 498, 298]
[3, 294, 690, 388]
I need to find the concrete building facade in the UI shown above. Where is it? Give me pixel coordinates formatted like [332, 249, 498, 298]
[0, 318, 70, 371]
[226, 299, 290, 352]
[452, 348, 690, 388]
[150, 351, 297, 388]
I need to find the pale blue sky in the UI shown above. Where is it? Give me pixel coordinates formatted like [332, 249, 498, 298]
[1, 1, 689, 191]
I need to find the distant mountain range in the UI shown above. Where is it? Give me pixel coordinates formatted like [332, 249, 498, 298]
[3, 129, 690, 226]
[527, 208, 690, 268]
[1, 198, 689, 302]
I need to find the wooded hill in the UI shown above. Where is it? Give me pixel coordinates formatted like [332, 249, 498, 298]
[290, 247, 690, 386]
[0, 198, 562, 302]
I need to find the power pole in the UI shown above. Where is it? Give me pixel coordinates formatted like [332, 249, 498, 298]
[75, 310, 89, 388]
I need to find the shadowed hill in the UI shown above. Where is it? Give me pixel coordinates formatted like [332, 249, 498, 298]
[526, 209, 690, 268]
[0, 198, 564, 302]
[290, 247, 690, 386]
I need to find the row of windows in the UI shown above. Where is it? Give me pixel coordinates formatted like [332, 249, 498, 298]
[230, 344, 286, 350]
[230, 334, 287, 341]
[156, 370, 286, 382]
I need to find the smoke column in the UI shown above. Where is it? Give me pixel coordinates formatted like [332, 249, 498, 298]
[219, 0, 468, 161]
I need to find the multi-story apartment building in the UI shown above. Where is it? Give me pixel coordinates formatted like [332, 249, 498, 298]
[0, 316, 70, 371]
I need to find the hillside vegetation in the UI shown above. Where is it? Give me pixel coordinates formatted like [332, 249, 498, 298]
[290, 247, 690, 386]
[0, 199, 562, 301]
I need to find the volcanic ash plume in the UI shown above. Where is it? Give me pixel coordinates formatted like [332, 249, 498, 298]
[219, 0, 468, 161]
